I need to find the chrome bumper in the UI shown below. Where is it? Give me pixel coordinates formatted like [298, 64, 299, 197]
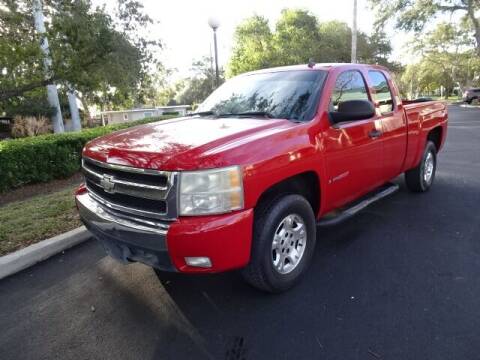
[76, 192, 176, 271]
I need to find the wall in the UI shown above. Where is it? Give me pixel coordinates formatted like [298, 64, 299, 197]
[103, 107, 188, 124]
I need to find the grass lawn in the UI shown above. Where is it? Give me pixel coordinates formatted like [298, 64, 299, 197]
[0, 184, 82, 256]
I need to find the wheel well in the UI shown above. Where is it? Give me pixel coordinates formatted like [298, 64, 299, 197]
[427, 127, 442, 151]
[256, 172, 320, 216]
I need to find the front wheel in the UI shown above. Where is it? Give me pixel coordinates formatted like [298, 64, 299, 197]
[241, 194, 316, 293]
[405, 141, 437, 192]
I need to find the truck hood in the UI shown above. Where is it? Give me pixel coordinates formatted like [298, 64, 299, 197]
[83, 116, 296, 170]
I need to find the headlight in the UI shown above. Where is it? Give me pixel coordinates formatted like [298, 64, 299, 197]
[179, 166, 244, 216]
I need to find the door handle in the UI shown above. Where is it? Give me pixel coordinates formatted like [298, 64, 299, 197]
[368, 129, 382, 139]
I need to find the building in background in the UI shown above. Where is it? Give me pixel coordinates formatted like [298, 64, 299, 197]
[101, 105, 190, 124]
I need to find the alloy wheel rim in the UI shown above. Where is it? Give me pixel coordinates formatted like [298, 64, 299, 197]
[271, 214, 307, 274]
[424, 151, 434, 184]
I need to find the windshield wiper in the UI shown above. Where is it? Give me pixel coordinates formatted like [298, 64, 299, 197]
[188, 110, 298, 122]
[216, 111, 275, 118]
[187, 110, 217, 117]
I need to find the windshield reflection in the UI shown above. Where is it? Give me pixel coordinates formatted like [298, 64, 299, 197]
[197, 70, 327, 122]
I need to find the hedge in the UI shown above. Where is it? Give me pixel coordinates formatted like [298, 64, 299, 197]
[0, 115, 176, 193]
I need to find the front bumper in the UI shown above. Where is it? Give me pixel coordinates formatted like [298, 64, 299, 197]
[76, 191, 254, 273]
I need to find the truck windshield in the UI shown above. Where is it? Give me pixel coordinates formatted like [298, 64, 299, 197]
[196, 70, 327, 122]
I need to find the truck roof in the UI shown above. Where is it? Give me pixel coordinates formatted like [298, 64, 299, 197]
[243, 63, 390, 76]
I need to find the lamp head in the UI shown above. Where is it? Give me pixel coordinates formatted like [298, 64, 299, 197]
[208, 17, 220, 30]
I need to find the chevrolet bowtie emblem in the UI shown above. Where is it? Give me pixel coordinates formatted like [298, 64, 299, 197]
[100, 175, 116, 193]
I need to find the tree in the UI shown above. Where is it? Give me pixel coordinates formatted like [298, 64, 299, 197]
[175, 57, 224, 106]
[0, 0, 161, 120]
[369, 0, 480, 55]
[273, 9, 322, 65]
[399, 22, 480, 98]
[317, 21, 352, 62]
[227, 9, 395, 77]
[0, 1, 47, 102]
[228, 15, 275, 77]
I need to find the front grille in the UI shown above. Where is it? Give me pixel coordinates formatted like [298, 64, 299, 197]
[86, 180, 167, 214]
[82, 157, 178, 225]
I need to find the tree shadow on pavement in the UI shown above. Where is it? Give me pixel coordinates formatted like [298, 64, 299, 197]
[153, 177, 480, 360]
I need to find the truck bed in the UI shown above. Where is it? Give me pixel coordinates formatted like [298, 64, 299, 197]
[402, 100, 448, 171]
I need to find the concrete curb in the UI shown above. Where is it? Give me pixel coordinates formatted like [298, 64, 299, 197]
[0, 226, 91, 280]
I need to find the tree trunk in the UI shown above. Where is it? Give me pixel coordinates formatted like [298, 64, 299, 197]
[78, 94, 93, 127]
[67, 91, 82, 131]
[467, 0, 480, 56]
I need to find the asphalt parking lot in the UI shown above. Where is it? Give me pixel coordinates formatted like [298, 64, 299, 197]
[1, 105, 479, 360]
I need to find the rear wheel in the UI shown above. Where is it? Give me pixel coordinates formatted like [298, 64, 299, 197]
[405, 141, 437, 192]
[242, 194, 316, 293]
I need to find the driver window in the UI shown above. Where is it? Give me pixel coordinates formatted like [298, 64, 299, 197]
[330, 70, 369, 112]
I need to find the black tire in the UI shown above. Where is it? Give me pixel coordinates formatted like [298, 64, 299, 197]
[241, 194, 317, 293]
[405, 141, 437, 192]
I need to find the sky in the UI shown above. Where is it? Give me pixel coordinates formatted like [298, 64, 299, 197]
[97, 0, 410, 77]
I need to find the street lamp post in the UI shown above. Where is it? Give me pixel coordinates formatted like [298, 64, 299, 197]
[208, 17, 220, 87]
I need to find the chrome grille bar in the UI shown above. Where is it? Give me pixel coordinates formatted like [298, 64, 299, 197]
[82, 164, 167, 191]
[79, 192, 169, 235]
[86, 184, 168, 220]
[83, 156, 173, 176]
[82, 158, 172, 200]
[81, 156, 179, 228]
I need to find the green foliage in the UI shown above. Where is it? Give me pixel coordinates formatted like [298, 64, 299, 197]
[0, 0, 161, 113]
[141, 64, 180, 107]
[228, 15, 275, 76]
[0, 1, 46, 104]
[175, 57, 224, 105]
[369, 0, 480, 55]
[227, 9, 396, 76]
[0, 115, 176, 192]
[317, 21, 352, 63]
[3, 90, 56, 119]
[273, 9, 322, 66]
[398, 22, 480, 98]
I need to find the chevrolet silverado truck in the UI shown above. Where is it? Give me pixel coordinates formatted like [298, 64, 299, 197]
[76, 63, 448, 292]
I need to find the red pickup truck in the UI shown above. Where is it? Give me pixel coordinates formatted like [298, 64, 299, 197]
[76, 63, 448, 292]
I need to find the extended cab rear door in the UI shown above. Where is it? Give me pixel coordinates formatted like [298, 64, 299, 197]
[366, 70, 408, 181]
[322, 69, 384, 209]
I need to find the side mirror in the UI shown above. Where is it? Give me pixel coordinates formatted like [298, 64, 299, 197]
[329, 100, 375, 124]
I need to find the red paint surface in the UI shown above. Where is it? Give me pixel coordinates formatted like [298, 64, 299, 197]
[74, 183, 87, 196]
[167, 209, 254, 273]
[81, 63, 448, 273]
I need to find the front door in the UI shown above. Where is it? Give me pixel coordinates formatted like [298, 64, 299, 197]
[322, 70, 384, 210]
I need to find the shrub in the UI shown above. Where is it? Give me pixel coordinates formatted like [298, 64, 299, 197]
[0, 115, 176, 192]
[11, 116, 53, 138]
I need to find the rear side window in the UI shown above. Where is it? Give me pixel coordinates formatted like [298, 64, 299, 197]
[330, 70, 369, 111]
[368, 70, 394, 114]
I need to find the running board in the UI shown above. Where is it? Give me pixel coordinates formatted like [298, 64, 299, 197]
[317, 183, 399, 227]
